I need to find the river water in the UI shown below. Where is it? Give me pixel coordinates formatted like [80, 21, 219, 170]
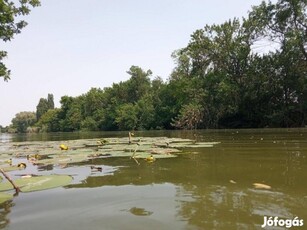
[0, 129, 306, 229]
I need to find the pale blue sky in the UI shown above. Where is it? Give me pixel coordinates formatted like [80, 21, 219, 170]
[0, 0, 264, 126]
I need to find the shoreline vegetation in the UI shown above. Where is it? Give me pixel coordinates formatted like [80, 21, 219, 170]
[2, 0, 307, 133]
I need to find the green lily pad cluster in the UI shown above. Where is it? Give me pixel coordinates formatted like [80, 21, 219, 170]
[1, 137, 220, 168]
[0, 192, 13, 204]
[0, 175, 73, 193]
[0, 136, 220, 203]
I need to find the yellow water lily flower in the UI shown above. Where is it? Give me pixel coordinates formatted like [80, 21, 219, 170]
[145, 155, 156, 163]
[5, 159, 12, 165]
[60, 144, 68, 150]
[17, 163, 27, 168]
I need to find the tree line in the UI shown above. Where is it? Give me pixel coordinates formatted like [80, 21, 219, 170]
[3, 0, 307, 133]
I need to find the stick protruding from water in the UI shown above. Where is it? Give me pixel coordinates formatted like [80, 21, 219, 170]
[0, 167, 21, 194]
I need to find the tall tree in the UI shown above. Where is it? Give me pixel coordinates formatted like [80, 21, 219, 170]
[11, 111, 36, 133]
[126, 66, 152, 103]
[171, 18, 253, 128]
[47, 93, 54, 109]
[58, 95, 83, 131]
[36, 109, 61, 132]
[247, 0, 307, 126]
[0, 0, 40, 81]
[36, 93, 55, 120]
[172, 103, 204, 129]
[115, 103, 138, 130]
[36, 98, 49, 120]
[248, 0, 307, 59]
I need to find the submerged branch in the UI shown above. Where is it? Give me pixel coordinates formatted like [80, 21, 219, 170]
[130, 143, 140, 165]
[0, 168, 21, 194]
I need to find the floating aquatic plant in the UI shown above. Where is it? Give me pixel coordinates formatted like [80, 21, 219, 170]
[0, 136, 220, 168]
[0, 174, 73, 192]
[0, 135, 220, 203]
[0, 192, 13, 203]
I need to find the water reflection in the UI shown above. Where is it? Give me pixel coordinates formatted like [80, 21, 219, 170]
[0, 129, 307, 230]
[6, 183, 189, 230]
[175, 183, 307, 229]
[0, 201, 13, 229]
[0, 134, 12, 143]
[64, 129, 307, 229]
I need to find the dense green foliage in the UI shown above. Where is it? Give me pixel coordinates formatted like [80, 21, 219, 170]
[36, 93, 54, 120]
[6, 0, 307, 132]
[11, 111, 36, 133]
[0, 0, 40, 81]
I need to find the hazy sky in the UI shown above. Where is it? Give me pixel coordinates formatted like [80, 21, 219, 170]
[0, 0, 264, 126]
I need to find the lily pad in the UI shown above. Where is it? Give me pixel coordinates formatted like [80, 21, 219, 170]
[133, 152, 177, 159]
[0, 175, 73, 192]
[0, 192, 13, 204]
[0, 137, 220, 169]
[1, 165, 25, 172]
[123, 145, 153, 152]
[36, 154, 89, 166]
[150, 148, 181, 154]
[168, 142, 219, 149]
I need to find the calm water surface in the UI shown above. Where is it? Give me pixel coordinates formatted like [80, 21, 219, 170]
[0, 129, 306, 230]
